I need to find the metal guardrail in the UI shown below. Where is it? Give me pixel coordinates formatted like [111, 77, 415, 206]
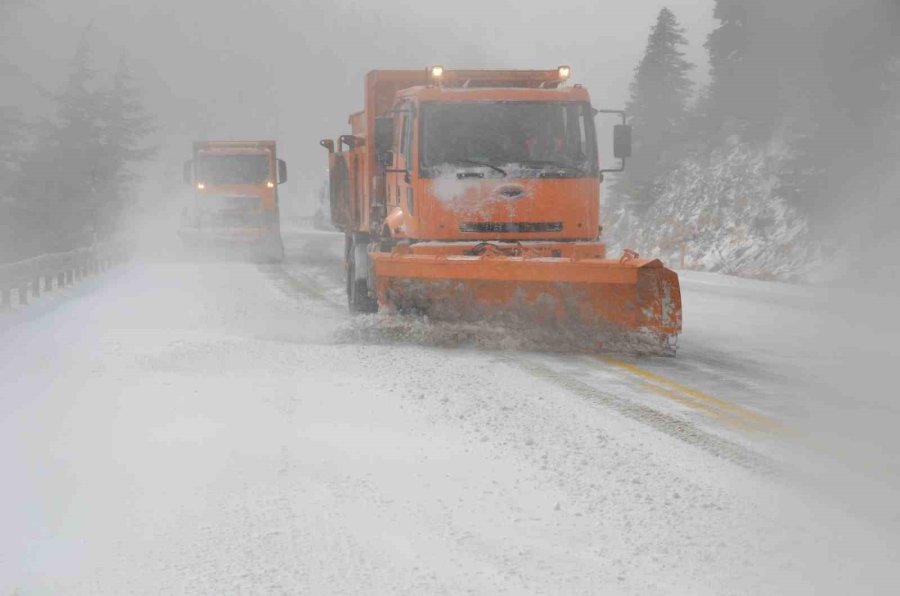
[0, 241, 127, 308]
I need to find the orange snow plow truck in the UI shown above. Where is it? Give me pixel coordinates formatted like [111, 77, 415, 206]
[321, 67, 681, 353]
[180, 140, 287, 261]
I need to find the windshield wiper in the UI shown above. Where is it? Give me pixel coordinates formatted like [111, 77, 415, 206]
[519, 160, 586, 176]
[449, 159, 507, 176]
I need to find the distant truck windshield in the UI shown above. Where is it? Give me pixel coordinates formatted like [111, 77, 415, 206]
[421, 101, 596, 176]
[195, 154, 270, 185]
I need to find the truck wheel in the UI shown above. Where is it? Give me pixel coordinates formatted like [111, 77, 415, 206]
[268, 238, 285, 263]
[257, 234, 284, 263]
[347, 235, 378, 313]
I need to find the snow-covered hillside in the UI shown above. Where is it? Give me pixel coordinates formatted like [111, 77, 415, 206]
[607, 137, 840, 283]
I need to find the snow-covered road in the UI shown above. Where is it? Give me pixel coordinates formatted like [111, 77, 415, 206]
[1, 230, 897, 594]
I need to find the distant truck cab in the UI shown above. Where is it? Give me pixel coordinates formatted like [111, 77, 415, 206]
[180, 140, 287, 261]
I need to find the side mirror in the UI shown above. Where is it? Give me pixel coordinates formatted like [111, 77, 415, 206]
[613, 124, 632, 159]
[182, 160, 192, 184]
[374, 116, 394, 158]
[379, 150, 394, 168]
[319, 139, 334, 153]
[340, 134, 364, 151]
[277, 159, 287, 184]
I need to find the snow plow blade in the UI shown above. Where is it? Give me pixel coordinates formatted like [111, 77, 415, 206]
[371, 245, 682, 354]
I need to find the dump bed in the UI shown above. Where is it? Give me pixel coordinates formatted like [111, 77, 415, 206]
[193, 140, 276, 154]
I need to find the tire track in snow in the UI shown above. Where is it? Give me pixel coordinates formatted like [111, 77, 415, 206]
[259, 262, 345, 311]
[596, 355, 792, 436]
[508, 356, 783, 475]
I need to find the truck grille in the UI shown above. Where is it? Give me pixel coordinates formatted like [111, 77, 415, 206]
[459, 222, 563, 233]
[201, 196, 262, 225]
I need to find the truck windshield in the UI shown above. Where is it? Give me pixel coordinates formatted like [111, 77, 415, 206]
[421, 101, 597, 177]
[195, 155, 270, 185]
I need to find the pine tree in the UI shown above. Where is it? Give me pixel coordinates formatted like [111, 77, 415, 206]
[778, 1, 900, 221]
[1, 2, 28, 185]
[703, 0, 782, 136]
[14, 32, 108, 251]
[703, 0, 749, 128]
[0, 0, 36, 261]
[0, 106, 24, 190]
[94, 54, 157, 237]
[0, 1, 29, 182]
[8, 32, 158, 256]
[617, 8, 694, 212]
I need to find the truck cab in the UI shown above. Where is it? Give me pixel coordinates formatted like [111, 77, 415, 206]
[380, 82, 604, 243]
[181, 140, 287, 261]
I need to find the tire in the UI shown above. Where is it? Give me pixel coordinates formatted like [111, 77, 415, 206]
[267, 238, 285, 263]
[346, 234, 377, 313]
[256, 232, 285, 263]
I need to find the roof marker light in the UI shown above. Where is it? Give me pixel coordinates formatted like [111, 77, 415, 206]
[558, 65, 572, 80]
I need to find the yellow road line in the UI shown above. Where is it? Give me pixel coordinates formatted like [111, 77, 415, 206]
[599, 356, 790, 435]
[637, 381, 756, 432]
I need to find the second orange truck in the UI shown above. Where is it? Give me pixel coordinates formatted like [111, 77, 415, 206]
[181, 140, 287, 261]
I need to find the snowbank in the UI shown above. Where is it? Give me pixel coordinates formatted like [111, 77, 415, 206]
[607, 137, 837, 283]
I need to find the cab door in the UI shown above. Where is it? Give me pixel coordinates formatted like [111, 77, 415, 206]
[387, 103, 416, 235]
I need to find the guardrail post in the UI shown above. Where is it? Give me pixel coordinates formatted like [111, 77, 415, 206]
[0, 241, 125, 310]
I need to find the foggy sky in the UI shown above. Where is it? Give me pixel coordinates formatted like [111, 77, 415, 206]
[2, 0, 714, 211]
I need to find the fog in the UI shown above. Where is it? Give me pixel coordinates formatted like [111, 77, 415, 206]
[2, 0, 900, 593]
[3, 0, 714, 210]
